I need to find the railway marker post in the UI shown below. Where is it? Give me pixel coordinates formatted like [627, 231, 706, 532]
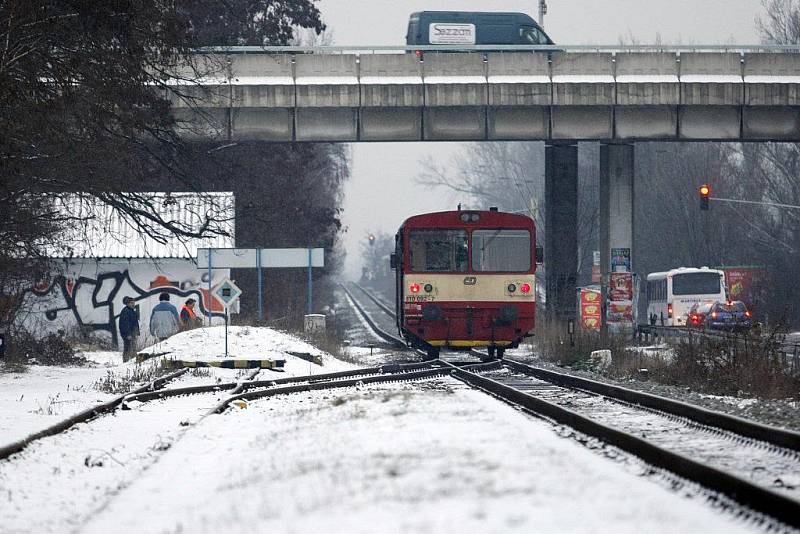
[213, 278, 242, 358]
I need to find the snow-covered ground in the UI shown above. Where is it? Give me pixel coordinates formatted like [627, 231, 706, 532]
[78, 379, 758, 534]
[0, 326, 775, 532]
[0, 327, 356, 445]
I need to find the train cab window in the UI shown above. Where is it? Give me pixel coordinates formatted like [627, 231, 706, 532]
[472, 229, 531, 272]
[409, 230, 468, 272]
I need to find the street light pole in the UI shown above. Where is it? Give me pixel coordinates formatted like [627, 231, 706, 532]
[539, 0, 547, 28]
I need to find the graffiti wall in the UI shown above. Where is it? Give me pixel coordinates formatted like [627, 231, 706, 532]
[17, 259, 233, 348]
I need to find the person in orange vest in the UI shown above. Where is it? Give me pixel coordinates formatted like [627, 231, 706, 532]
[180, 298, 202, 330]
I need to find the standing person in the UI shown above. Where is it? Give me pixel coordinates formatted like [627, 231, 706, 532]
[180, 298, 202, 330]
[150, 292, 180, 341]
[119, 296, 140, 362]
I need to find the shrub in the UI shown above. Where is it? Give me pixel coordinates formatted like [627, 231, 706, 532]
[4, 330, 84, 367]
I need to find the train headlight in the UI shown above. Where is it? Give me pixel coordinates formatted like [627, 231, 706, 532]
[520, 283, 531, 294]
[424, 283, 433, 293]
[507, 283, 517, 293]
[409, 283, 420, 294]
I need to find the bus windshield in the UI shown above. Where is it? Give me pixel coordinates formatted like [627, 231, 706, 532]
[472, 229, 530, 272]
[409, 229, 468, 272]
[672, 273, 721, 295]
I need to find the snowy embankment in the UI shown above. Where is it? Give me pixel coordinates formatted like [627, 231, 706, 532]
[0, 327, 356, 444]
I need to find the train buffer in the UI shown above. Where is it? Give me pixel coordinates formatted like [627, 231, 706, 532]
[136, 351, 171, 363]
[286, 351, 324, 365]
[162, 358, 287, 369]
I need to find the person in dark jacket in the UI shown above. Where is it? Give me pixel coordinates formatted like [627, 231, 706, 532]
[150, 292, 180, 341]
[119, 296, 140, 362]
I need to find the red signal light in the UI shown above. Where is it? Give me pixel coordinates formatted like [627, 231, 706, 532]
[409, 283, 420, 294]
[520, 283, 532, 294]
[699, 185, 711, 210]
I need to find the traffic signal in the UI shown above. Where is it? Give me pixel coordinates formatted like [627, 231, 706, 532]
[699, 184, 711, 211]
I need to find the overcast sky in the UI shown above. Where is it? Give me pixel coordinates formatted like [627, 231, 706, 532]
[317, 0, 765, 279]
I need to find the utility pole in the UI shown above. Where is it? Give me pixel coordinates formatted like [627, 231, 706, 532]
[539, 0, 547, 28]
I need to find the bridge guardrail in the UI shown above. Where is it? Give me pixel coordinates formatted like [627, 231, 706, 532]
[195, 45, 800, 55]
[636, 324, 800, 372]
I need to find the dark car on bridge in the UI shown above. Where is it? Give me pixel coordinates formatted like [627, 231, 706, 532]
[406, 11, 553, 48]
[704, 301, 753, 332]
[687, 301, 715, 329]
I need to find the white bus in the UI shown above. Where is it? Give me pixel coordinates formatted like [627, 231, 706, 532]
[645, 267, 726, 327]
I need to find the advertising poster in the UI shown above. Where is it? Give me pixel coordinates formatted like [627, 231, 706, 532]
[611, 248, 631, 273]
[607, 301, 634, 323]
[580, 288, 602, 331]
[719, 266, 767, 307]
[609, 272, 633, 302]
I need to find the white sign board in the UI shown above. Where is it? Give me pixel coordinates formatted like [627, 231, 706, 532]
[197, 248, 324, 269]
[429, 23, 476, 45]
[213, 277, 242, 309]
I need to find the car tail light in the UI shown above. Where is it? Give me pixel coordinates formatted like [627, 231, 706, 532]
[409, 283, 420, 294]
[711, 311, 718, 319]
[424, 283, 433, 293]
[415, 49, 423, 59]
[507, 283, 517, 293]
[667, 304, 673, 318]
[745, 310, 751, 317]
[520, 283, 531, 294]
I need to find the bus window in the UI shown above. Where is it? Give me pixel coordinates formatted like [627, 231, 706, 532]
[472, 229, 531, 272]
[409, 230, 468, 272]
[672, 273, 721, 295]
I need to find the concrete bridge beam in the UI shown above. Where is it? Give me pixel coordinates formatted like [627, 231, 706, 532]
[551, 53, 614, 139]
[423, 53, 487, 140]
[487, 52, 550, 140]
[359, 54, 423, 141]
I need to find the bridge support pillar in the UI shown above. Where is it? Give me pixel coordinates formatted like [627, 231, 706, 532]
[545, 143, 578, 321]
[600, 143, 635, 334]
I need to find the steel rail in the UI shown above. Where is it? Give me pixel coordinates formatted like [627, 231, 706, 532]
[194, 44, 800, 54]
[352, 282, 396, 319]
[443, 361, 800, 528]
[124, 362, 433, 403]
[504, 358, 800, 452]
[209, 367, 451, 414]
[340, 282, 406, 347]
[0, 368, 187, 461]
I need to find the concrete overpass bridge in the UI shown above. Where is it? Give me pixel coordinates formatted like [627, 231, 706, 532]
[173, 45, 800, 143]
[171, 45, 800, 321]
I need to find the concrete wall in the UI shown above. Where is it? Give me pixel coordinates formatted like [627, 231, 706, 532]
[18, 259, 231, 348]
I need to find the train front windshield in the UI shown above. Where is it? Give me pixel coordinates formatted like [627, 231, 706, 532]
[409, 230, 468, 272]
[472, 229, 531, 272]
[672, 272, 721, 295]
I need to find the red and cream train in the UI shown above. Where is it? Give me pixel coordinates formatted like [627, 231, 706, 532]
[391, 208, 539, 359]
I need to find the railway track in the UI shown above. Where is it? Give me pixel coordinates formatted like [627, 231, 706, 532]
[348, 281, 800, 528]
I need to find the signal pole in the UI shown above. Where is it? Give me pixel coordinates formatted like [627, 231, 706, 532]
[539, 0, 547, 27]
